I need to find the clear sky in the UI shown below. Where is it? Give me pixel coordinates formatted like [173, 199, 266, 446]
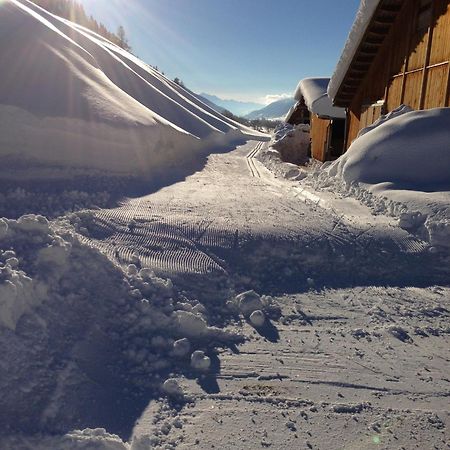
[78, 0, 360, 104]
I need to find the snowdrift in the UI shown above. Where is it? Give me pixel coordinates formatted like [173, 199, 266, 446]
[320, 108, 450, 248]
[327, 108, 450, 187]
[0, 214, 241, 438]
[0, 0, 266, 180]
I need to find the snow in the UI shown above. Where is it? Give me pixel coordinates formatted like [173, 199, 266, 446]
[235, 290, 264, 317]
[294, 78, 346, 119]
[249, 309, 266, 327]
[310, 108, 450, 248]
[0, 1, 449, 446]
[0, 0, 267, 181]
[162, 378, 184, 398]
[269, 122, 311, 167]
[1, 138, 449, 448]
[328, 0, 381, 101]
[190, 350, 211, 371]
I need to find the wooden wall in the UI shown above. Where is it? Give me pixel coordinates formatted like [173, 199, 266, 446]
[311, 114, 330, 161]
[346, 0, 450, 148]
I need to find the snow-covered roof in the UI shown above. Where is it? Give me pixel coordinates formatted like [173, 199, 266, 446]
[328, 0, 381, 101]
[294, 78, 346, 119]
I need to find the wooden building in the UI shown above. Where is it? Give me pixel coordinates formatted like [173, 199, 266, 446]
[285, 78, 347, 162]
[328, 0, 450, 149]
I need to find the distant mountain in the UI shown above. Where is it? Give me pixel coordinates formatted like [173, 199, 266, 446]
[193, 93, 228, 114]
[199, 93, 263, 117]
[245, 97, 296, 120]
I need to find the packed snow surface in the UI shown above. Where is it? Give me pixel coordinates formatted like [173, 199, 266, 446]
[0, 0, 266, 180]
[328, 0, 381, 101]
[293, 78, 346, 119]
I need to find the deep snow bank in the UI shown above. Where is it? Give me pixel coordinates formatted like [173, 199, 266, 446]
[271, 123, 310, 165]
[0, 0, 266, 180]
[327, 108, 450, 187]
[0, 214, 242, 436]
[312, 108, 450, 248]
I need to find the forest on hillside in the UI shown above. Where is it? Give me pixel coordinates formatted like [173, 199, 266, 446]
[30, 0, 132, 51]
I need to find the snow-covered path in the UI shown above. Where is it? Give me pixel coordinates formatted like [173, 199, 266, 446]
[80, 140, 441, 294]
[134, 285, 450, 449]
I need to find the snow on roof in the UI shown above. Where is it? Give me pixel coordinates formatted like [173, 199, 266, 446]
[328, 0, 381, 101]
[294, 78, 346, 119]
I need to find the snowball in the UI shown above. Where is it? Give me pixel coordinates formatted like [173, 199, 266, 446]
[249, 310, 265, 328]
[236, 290, 263, 317]
[191, 350, 211, 371]
[174, 310, 207, 338]
[127, 264, 138, 276]
[172, 338, 191, 357]
[162, 378, 184, 397]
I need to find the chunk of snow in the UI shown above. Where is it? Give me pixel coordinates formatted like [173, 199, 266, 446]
[162, 378, 184, 397]
[294, 78, 346, 119]
[174, 310, 208, 338]
[249, 310, 266, 328]
[236, 290, 264, 317]
[63, 428, 129, 450]
[172, 338, 191, 357]
[271, 123, 310, 166]
[190, 350, 211, 371]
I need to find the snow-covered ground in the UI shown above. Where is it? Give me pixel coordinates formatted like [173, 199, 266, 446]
[0, 1, 449, 449]
[1, 140, 448, 449]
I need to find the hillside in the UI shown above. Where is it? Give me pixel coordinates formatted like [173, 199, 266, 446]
[245, 97, 296, 120]
[0, 0, 266, 181]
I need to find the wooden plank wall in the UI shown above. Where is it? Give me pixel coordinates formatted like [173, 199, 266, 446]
[311, 115, 330, 161]
[346, 0, 450, 148]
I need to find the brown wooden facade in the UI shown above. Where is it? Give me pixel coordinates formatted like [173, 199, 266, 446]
[333, 0, 450, 148]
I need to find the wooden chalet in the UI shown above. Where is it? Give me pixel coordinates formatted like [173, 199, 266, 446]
[328, 0, 450, 149]
[286, 78, 347, 162]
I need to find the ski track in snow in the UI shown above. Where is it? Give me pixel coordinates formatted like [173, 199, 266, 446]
[78, 141, 437, 293]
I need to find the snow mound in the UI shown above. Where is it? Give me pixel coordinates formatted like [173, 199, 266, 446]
[0, 0, 266, 180]
[270, 123, 310, 166]
[311, 108, 450, 248]
[326, 108, 450, 186]
[0, 214, 242, 434]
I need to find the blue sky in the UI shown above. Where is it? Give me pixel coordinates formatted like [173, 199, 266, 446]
[79, 0, 360, 104]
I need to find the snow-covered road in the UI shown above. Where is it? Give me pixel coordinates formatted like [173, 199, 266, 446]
[134, 285, 450, 449]
[80, 140, 442, 294]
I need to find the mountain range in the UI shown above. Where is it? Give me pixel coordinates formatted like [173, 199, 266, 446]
[198, 93, 263, 117]
[244, 97, 296, 120]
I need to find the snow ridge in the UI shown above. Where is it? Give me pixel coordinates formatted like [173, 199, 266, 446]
[328, 0, 381, 101]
